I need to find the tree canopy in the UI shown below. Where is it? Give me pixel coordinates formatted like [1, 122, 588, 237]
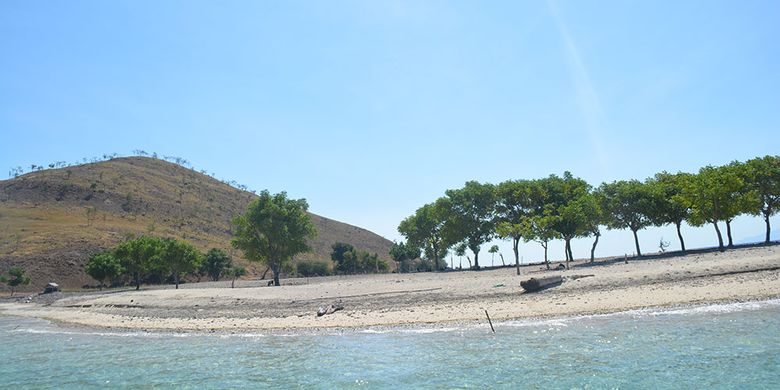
[231, 191, 316, 286]
[398, 198, 452, 271]
[442, 181, 496, 269]
[85, 252, 124, 290]
[598, 180, 656, 256]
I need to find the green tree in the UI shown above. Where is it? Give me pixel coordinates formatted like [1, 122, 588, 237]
[720, 161, 761, 247]
[331, 242, 356, 274]
[6, 267, 31, 296]
[85, 252, 124, 290]
[598, 180, 656, 257]
[201, 248, 233, 282]
[680, 165, 743, 251]
[228, 266, 246, 288]
[488, 245, 500, 267]
[389, 241, 420, 273]
[160, 239, 202, 289]
[541, 173, 595, 268]
[442, 181, 496, 269]
[742, 155, 780, 243]
[114, 236, 164, 290]
[495, 179, 534, 274]
[646, 172, 693, 251]
[296, 260, 331, 277]
[231, 191, 316, 286]
[398, 198, 452, 272]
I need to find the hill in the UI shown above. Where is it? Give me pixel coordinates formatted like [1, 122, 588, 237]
[0, 157, 393, 289]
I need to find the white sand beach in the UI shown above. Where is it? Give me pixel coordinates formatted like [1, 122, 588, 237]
[2, 245, 779, 331]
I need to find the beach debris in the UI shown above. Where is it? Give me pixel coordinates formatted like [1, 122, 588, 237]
[317, 301, 344, 317]
[520, 275, 563, 293]
[492, 284, 505, 288]
[484, 310, 495, 333]
[555, 263, 566, 270]
[42, 283, 59, 294]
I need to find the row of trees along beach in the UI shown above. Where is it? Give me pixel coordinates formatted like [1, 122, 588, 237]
[396, 155, 780, 274]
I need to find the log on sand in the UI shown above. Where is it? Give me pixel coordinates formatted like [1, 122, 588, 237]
[520, 276, 563, 293]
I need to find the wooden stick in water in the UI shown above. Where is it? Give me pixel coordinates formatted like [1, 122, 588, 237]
[485, 310, 495, 333]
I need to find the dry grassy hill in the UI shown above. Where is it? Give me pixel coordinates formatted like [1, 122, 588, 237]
[0, 157, 393, 290]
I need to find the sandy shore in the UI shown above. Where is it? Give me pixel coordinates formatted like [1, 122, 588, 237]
[2, 245, 779, 331]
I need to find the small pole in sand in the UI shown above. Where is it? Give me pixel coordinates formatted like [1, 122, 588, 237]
[485, 310, 495, 333]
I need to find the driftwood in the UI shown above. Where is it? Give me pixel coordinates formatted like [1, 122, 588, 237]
[317, 302, 344, 317]
[520, 275, 563, 293]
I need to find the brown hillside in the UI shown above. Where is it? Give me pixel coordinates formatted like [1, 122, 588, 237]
[0, 157, 393, 290]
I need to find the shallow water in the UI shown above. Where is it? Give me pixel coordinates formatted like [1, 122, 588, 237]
[1, 300, 779, 389]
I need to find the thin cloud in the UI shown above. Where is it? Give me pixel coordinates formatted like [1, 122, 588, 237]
[547, 0, 610, 175]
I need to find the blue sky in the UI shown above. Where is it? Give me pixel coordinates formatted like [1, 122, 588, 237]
[2, 1, 779, 264]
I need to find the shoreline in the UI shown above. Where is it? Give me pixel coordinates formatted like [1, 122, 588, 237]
[2, 297, 779, 337]
[1, 245, 779, 332]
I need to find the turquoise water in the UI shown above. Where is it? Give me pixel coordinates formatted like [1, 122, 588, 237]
[1, 301, 779, 389]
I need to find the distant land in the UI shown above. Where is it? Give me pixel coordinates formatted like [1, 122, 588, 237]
[0, 157, 393, 289]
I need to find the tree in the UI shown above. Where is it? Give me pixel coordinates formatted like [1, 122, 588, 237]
[231, 191, 316, 286]
[85, 252, 124, 290]
[201, 248, 233, 282]
[598, 180, 656, 257]
[646, 172, 692, 251]
[6, 267, 31, 296]
[742, 155, 780, 244]
[398, 198, 452, 272]
[389, 241, 420, 273]
[114, 236, 164, 290]
[680, 165, 743, 251]
[228, 266, 246, 288]
[719, 162, 760, 247]
[331, 242, 356, 274]
[160, 239, 202, 289]
[494, 180, 534, 274]
[442, 181, 496, 269]
[488, 245, 500, 267]
[541, 173, 595, 268]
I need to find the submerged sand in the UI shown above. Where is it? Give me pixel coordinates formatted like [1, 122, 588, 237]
[2, 245, 779, 331]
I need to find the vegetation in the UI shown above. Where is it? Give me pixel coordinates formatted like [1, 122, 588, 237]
[331, 242, 388, 274]
[201, 248, 233, 282]
[231, 191, 316, 286]
[296, 259, 331, 277]
[399, 155, 780, 270]
[6, 267, 31, 296]
[85, 252, 124, 290]
[389, 241, 420, 273]
[160, 238, 202, 289]
[228, 266, 246, 288]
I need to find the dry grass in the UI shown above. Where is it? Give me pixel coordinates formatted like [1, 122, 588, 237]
[0, 157, 392, 290]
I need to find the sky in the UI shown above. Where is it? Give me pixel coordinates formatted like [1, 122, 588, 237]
[1, 0, 779, 265]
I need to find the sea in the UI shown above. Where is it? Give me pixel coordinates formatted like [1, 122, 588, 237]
[1, 300, 779, 389]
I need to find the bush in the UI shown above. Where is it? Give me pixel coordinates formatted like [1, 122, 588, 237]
[296, 260, 331, 277]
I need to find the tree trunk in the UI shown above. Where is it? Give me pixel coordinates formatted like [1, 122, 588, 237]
[713, 221, 724, 251]
[174, 273, 179, 289]
[632, 228, 642, 257]
[271, 264, 281, 286]
[765, 213, 772, 244]
[260, 267, 270, 280]
[675, 221, 686, 252]
[564, 239, 572, 270]
[726, 219, 734, 248]
[466, 256, 472, 268]
[473, 250, 480, 269]
[543, 242, 549, 269]
[231, 277, 236, 288]
[590, 233, 600, 262]
[135, 272, 141, 291]
[513, 237, 520, 275]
